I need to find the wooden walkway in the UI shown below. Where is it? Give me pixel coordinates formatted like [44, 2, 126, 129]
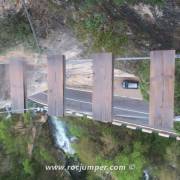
[4, 50, 180, 139]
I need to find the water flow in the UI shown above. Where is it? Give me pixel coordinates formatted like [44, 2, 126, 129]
[49, 116, 75, 155]
[143, 170, 149, 180]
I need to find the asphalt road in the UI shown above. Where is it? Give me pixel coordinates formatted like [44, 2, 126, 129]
[28, 88, 149, 125]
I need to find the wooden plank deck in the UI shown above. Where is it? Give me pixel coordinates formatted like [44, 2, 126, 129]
[47, 54, 65, 116]
[92, 53, 113, 122]
[9, 58, 26, 113]
[149, 50, 175, 130]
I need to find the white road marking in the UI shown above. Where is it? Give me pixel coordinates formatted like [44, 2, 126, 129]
[66, 98, 92, 104]
[66, 97, 149, 115]
[113, 106, 149, 115]
[35, 88, 146, 101]
[66, 87, 92, 93]
[115, 114, 148, 119]
[114, 94, 142, 100]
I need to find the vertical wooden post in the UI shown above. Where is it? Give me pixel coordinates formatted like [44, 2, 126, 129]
[149, 50, 175, 129]
[92, 53, 114, 122]
[48, 54, 65, 116]
[9, 58, 26, 113]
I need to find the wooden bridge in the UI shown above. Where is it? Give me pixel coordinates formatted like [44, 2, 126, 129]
[3, 50, 180, 139]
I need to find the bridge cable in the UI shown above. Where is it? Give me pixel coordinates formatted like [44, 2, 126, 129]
[21, 0, 41, 52]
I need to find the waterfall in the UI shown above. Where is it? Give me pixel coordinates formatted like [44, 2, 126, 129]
[143, 170, 149, 180]
[49, 116, 75, 155]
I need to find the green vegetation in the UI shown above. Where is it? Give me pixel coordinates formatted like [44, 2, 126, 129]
[37, 146, 54, 162]
[136, 61, 150, 101]
[175, 60, 180, 115]
[95, 142, 146, 179]
[174, 122, 180, 133]
[0, 114, 67, 180]
[72, 2, 128, 54]
[23, 112, 32, 125]
[70, 0, 165, 54]
[64, 116, 180, 180]
[22, 159, 34, 175]
[0, 113, 179, 180]
[0, 13, 35, 54]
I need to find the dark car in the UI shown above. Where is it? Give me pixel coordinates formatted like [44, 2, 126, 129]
[122, 80, 139, 89]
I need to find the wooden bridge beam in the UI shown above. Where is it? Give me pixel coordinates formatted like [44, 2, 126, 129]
[92, 53, 114, 122]
[149, 50, 175, 129]
[48, 54, 65, 117]
[9, 58, 26, 113]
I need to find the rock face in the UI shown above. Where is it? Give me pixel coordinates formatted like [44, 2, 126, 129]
[102, 0, 180, 51]
[0, 0, 179, 51]
[131, 0, 180, 50]
[42, 0, 180, 50]
[0, 0, 32, 17]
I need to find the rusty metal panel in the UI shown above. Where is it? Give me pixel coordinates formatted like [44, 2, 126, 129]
[92, 53, 114, 122]
[48, 54, 65, 116]
[149, 50, 175, 129]
[9, 58, 26, 113]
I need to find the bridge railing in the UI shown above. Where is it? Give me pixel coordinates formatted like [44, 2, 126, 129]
[2, 50, 178, 131]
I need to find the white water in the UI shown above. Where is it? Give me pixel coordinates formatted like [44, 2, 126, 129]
[50, 116, 75, 155]
[143, 170, 149, 180]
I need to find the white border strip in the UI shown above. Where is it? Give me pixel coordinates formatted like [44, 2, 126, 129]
[112, 121, 122, 126]
[113, 119, 178, 135]
[158, 133, 170, 138]
[127, 125, 136, 130]
[142, 129, 152, 134]
[75, 112, 84, 117]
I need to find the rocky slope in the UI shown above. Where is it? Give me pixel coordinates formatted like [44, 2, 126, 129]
[0, 0, 179, 112]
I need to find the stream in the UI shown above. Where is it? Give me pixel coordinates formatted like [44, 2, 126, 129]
[48, 116, 75, 155]
[48, 115, 151, 180]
